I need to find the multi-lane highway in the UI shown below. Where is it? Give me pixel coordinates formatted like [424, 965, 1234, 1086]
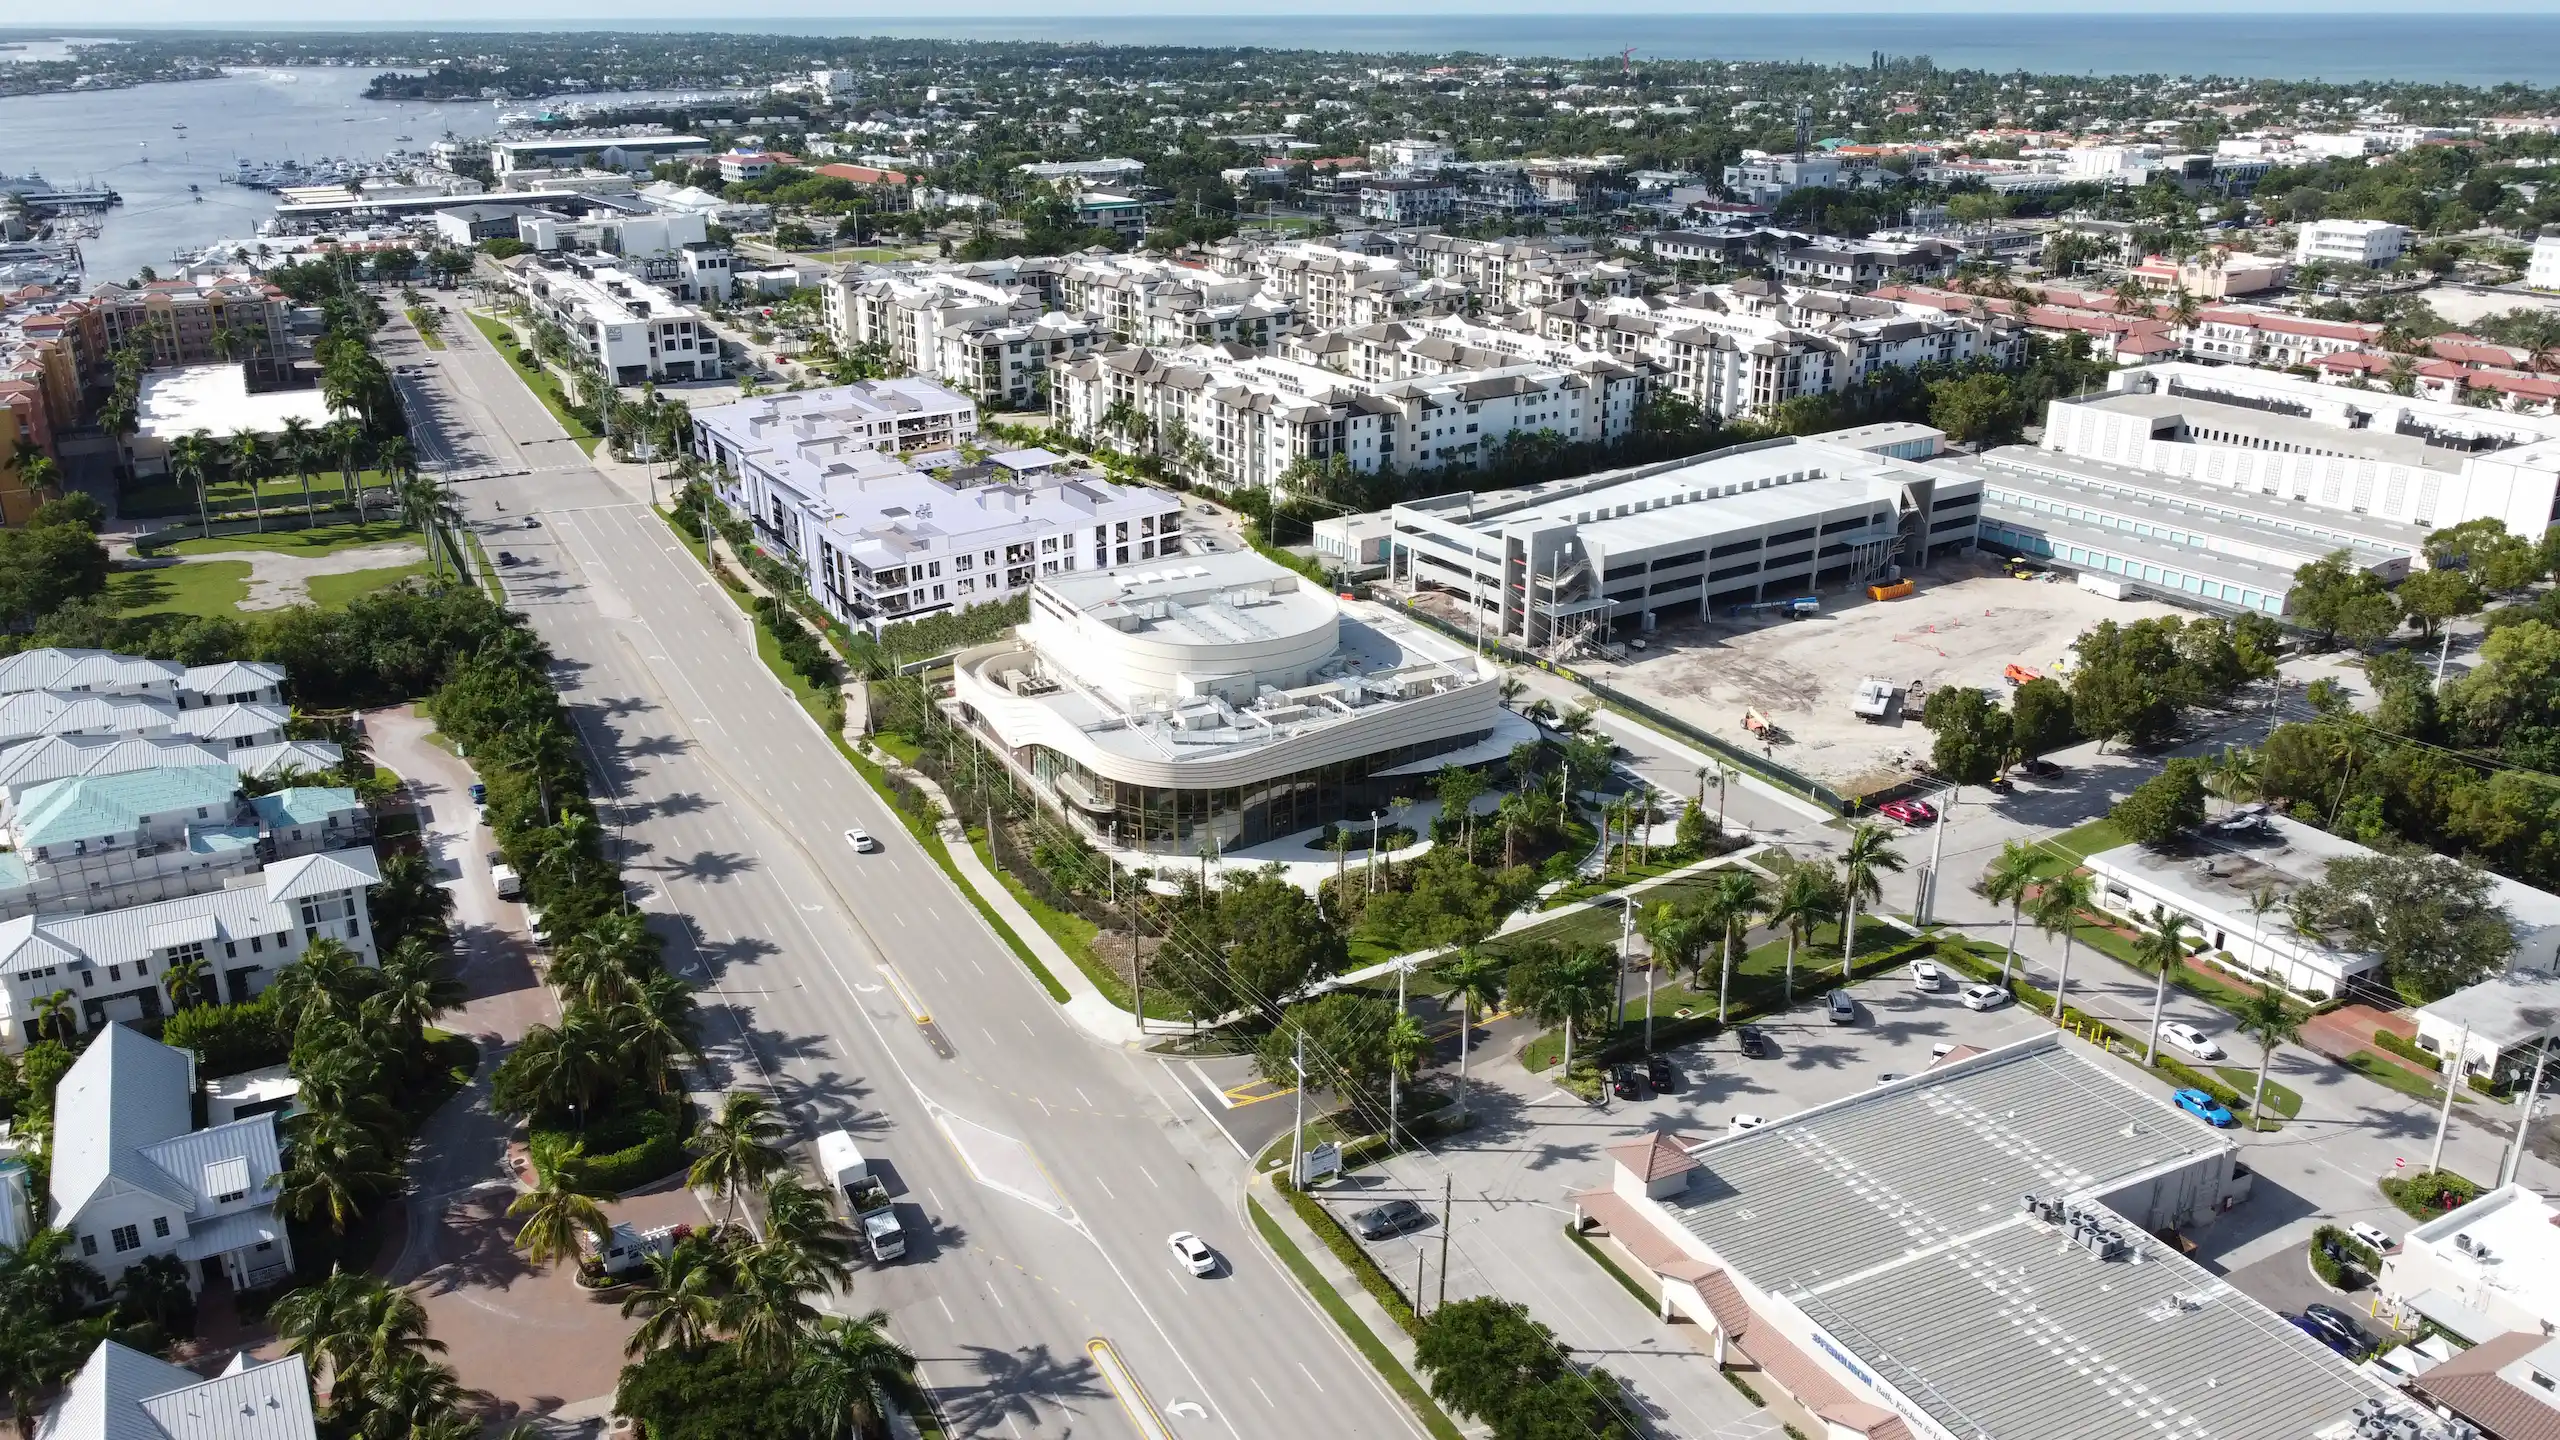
[391, 304, 1418, 1440]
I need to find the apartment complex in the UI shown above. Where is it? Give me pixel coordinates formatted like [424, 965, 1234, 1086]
[822, 262, 1098, 409]
[693, 380, 1186, 632]
[2295, 217, 2413, 268]
[502, 256, 723, 384]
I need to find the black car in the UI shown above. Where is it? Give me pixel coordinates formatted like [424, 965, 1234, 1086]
[1351, 1200, 1429, 1240]
[497, 551, 517, 566]
[2301, 1304, 2368, 1354]
[1609, 1064, 1646, 1100]
[1645, 1054, 1677, 1092]
[2023, 758, 2063, 777]
[1736, 1025, 1772, 1058]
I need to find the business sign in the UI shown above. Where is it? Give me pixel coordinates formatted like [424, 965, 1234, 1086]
[1299, 1142, 1342, 1185]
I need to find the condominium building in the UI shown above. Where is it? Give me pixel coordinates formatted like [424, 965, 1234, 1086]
[1359, 179, 1460, 226]
[1401, 233, 1641, 310]
[822, 263, 1096, 408]
[503, 257, 722, 385]
[2294, 217, 2413, 268]
[0, 845, 380, 1048]
[1204, 239, 1465, 331]
[2532, 234, 2560, 292]
[1052, 344, 1642, 492]
[489, 135, 711, 175]
[1055, 253, 1298, 351]
[1538, 279, 2021, 420]
[40, 1341, 315, 1440]
[693, 381, 1184, 632]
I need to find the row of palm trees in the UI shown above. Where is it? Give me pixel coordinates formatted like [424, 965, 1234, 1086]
[161, 413, 407, 536]
[273, 1270, 480, 1440]
[503, 1090, 915, 1440]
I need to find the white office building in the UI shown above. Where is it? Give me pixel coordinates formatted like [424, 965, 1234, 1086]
[693, 382, 1187, 632]
[951, 550, 1525, 857]
[2294, 218, 2413, 268]
[2382, 1184, 2560, 1346]
[504, 258, 723, 385]
[490, 135, 711, 175]
[2035, 361, 2560, 541]
[2530, 234, 2560, 292]
[1385, 432, 1980, 651]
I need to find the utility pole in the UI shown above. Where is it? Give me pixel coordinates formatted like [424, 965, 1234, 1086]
[2501, 1038, 2551, 1188]
[1615, 898, 1634, 1028]
[1414, 1248, 1426, 1321]
[1918, 784, 1957, 925]
[1439, 1173, 1452, 1308]
[2429, 1022, 2470, 1178]
[1291, 1032, 1307, 1188]
[2434, 630, 2454, 689]
[1130, 885, 1144, 1038]
[1643, 952, 1656, 1053]
[1390, 961, 1406, 1150]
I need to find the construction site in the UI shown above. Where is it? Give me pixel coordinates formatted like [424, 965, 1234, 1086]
[1571, 554, 2184, 794]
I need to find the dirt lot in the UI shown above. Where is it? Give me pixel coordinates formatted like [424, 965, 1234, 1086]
[1580, 554, 2183, 791]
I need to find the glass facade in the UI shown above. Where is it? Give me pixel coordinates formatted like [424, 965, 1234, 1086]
[998, 729, 1495, 855]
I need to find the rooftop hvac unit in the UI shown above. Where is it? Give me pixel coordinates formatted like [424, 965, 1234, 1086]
[2455, 1234, 2476, 1255]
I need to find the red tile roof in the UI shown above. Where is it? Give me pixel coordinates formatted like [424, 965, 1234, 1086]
[812, 162, 910, 186]
[2412, 1332, 2560, 1440]
[1607, 1131, 1702, 1183]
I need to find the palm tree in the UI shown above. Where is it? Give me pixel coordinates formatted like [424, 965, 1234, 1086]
[620, 1234, 729, 1357]
[229, 426, 268, 531]
[1979, 841, 2042, 987]
[159, 953, 211, 1011]
[689, 1091, 792, 1225]
[2135, 905, 2197, 1065]
[1384, 1009, 1430, 1148]
[612, 971, 702, 1091]
[366, 938, 464, 1047]
[28, 988, 74, 1045]
[1768, 864, 1837, 1007]
[1835, 823, 1907, 977]
[2208, 744, 2262, 816]
[351, 1350, 467, 1440]
[2032, 870, 2096, 1019]
[277, 414, 319, 522]
[279, 1105, 397, 1234]
[270, 937, 375, 1030]
[495, 1007, 618, 1117]
[1697, 869, 1765, 1023]
[508, 1165, 609, 1269]
[721, 1239, 823, 1371]
[1639, 899, 1709, 1002]
[1510, 943, 1616, 1084]
[759, 1174, 861, 1282]
[796, 1311, 916, 1440]
[168, 429, 217, 536]
[273, 1269, 446, 1407]
[1431, 949, 1506, 1117]
[327, 417, 369, 519]
[2236, 989, 2300, 1130]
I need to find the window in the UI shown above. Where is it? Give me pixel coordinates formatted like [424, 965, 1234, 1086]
[111, 1224, 141, 1253]
[152, 1217, 170, 1238]
[80, 1234, 96, 1257]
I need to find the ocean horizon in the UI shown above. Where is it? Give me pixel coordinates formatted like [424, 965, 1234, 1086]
[15, 12, 2560, 86]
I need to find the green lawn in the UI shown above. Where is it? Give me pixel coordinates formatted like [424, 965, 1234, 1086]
[2213, 1066, 2303, 1119]
[2344, 1049, 2471, 1105]
[307, 561, 432, 609]
[108, 560, 253, 618]
[468, 311, 602, 454]
[172, 520, 420, 558]
[122, 471, 391, 524]
[2029, 816, 2128, 878]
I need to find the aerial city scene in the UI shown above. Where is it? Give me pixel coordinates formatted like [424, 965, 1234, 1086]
[6, 4, 2560, 1439]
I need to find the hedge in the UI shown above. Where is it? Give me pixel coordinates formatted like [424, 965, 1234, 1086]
[1274, 1175, 1420, 1337]
[2309, 1225, 2354, 1288]
[533, 1096, 694, 1195]
[2381, 1168, 2480, 1222]
[2466, 1073, 2510, 1099]
[2373, 1028, 2441, 1072]
[159, 996, 290, 1078]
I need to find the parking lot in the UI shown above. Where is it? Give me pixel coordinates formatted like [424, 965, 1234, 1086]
[1575, 555, 2183, 793]
[1301, 964, 2051, 1440]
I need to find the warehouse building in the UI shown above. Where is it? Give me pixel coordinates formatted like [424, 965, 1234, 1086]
[1581, 1033, 2427, 1440]
[1384, 432, 1980, 650]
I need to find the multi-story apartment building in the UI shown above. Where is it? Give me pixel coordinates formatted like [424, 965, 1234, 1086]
[1359, 179, 1460, 226]
[1212, 240, 1466, 332]
[2185, 305, 2380, 368]
[0, 763, 366, 921]
[1536, 280, 2020, 420]
[823, 263, 1097, 409]
[1053, 343, 1642, 492]
[1055, 253, 1297, 350]
[691, 382, 1181, 632]
[2295, 218, 2412, 269]
[503, 257, 723, 385]
[1401, 234, 1641, 310]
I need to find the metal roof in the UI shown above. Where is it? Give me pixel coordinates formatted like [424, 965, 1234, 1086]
[0, 845, 377, 979]
[0, 649, 182, 698]
[13, 765, 242, 849]
[249, 787, 357, 829]
[170, 704, 287, 745]
[38, 1341, 316, 1440]
[261, 848, 381, 903]
[0, 691, 176, 748]
[49, 1024, 199, 1221]
[0, 736, 238, 807]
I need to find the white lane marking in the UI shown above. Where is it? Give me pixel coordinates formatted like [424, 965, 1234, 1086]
[928, 1187, 944, 1209]
[1021, 1018, 1037, 1038]
[986, 1279, 1006, 1310]
[1250, 1377, 1274, 1408]
[1076, 1087, 1095, 1109]
[1297, 1363, 1324, 1394]
[1093, 1173, 1117, 1200]
[1140, 1165, 1160, 1189]
[981, 1026, 997, 1047]
[936, 1294, 955, 1324]
[970, 955, 986, 974]
[1035, 1095, 1052, 1118]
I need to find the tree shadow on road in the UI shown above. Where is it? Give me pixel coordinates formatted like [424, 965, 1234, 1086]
[928, 1342, 1109, 1436]
[653, 849, 758, 885]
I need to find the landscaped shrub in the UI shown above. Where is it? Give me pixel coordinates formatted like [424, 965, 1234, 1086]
[159, 996, 290, 1078]
[2381, 1168, 2480, 1221]
[2373, 1029, 2441, 1071]
[2309, 1224, 2355, 1288]
[2467, 1073, 2509, 1099]
[1275, 1174, 1420, 1336]
[531, 1094, 692, 1195]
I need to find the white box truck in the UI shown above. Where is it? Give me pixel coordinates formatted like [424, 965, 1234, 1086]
[490, 859, 523, 900]
[2077, 571, 2130, 601]
[817, 1128, 905, 1263]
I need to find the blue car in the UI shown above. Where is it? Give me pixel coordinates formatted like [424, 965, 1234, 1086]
[2173, 1087, 2236, 1127]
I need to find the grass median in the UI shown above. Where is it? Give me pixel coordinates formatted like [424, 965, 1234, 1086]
[1246, 1196, 1464, 1440]
[467, 311, 602, 454]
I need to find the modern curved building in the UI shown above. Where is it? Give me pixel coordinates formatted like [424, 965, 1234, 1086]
[952, 551, 1528, 856]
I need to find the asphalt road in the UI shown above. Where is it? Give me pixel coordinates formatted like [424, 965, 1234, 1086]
[389, 310, 1419, 1440]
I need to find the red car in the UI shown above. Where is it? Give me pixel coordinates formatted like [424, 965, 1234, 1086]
[1878, 798, 1937, 825]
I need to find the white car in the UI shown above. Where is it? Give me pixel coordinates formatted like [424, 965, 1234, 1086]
[1911, 960, 1944, 992]
[1729, 1113, 1769, 1136]
[2348, 1222, 2396, 1254]
[844, 827, 879, 853]
[2159, 1021, 2225, 1061]
[1959, 983, 2011, 1012]
[1168, 1231, 1218, 1277]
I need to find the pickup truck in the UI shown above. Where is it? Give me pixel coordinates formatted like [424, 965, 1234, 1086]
[818, 1128, 906, 1263]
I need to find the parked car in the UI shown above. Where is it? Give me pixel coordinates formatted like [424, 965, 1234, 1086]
[1911, 960, 1944, 992]
[1167, 1231, 1218, 1277]
[1877, 798, 1936, 825]
[2172, 1088, 2236, 1127]
[1729, 1113, 1768, 1136]
[1827, 990, 1857, 1024]
[1736, 1025, 1772, 1058]
[2159, 1021, 2225, 1061]
[844, 828, 879, 853]
[1959, 983, 2011, 1011]
[2303, 1304, 2369, 1354]
[1875, 1072, 1907, 1086]
[1644, 1054, 1677, 1093]
[1351, 1200, 1430, 1240]
[1609, 1064, 1647, 1100]
[2347, 1222, 2396, 1255]
[2022, 758, 2063, 778]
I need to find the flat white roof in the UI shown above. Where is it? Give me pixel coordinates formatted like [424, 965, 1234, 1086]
[134, 367, 338, 442]
[2406, 1184, 2560, 1322]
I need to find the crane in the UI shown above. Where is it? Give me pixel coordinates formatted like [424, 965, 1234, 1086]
[1619, 45, 1638, 76]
